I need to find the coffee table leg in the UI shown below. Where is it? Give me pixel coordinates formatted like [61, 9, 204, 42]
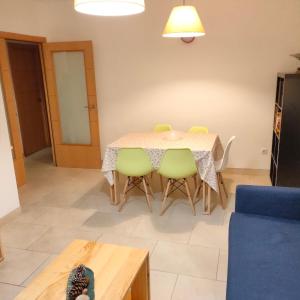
[131, 256, 150, 300]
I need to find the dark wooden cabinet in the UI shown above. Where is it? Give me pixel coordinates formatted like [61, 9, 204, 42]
[270, 73, 300, 187]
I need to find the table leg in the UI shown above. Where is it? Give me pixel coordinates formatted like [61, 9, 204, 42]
[113, 171, 119, 205]
[207, 186, 211, 214]
[202, 182, 212, 215]
[0, 237, 4, 262]
[109, 184, 115, 204]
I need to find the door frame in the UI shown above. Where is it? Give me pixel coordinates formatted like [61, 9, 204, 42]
[0, 31, 56, 186]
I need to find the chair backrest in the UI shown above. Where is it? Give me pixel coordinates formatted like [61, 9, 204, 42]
[116, 148, 152, 177]
[188, 126, 209, 134]
[158, 148, 197, 180]
[153, 124, 173, 132]
[218, 136, 236, 171]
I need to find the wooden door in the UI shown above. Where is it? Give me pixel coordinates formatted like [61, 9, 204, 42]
[43, 41, 101, 169]
[0, 39, 26, 186]
[7, 42, 50, 156]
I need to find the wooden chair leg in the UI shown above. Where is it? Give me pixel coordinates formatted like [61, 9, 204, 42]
[193, 174, 197, 191]
[220, 173, 228, 198]
[193, 180, 201, 204]
[160, 179, 171, 216]
[145, 176, 154, 198]
[159, 175, 164, 195]
[118, 177, 130, 212]
[142, 177, 152, 212]
[217, 173, 226, 209]
[184, 179, 196, 216]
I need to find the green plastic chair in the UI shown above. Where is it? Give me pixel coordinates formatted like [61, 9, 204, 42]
[158, 149, 199, 215]
[153, 124, 173, 132]
[188, 126, 209, 134]
[116, 148, 154, 212]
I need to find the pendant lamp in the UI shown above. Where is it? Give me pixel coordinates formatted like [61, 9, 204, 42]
[163, 1, 205, 43]
[74, 0, 145, 16]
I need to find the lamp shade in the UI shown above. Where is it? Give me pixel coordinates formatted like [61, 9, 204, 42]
[74, 0, 145, 16]
[163, 5, 205, 38]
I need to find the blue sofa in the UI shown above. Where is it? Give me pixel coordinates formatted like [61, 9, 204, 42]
[227, 185, 300, 300]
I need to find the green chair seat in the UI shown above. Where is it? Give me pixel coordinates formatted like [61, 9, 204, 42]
[158, 149, 197, 179]
[188, 126, 209, 134]
[116, 148, 153, 177]
[153, 123, 173, 132]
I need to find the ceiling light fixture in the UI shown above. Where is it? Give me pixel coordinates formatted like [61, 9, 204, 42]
[74, 0, 145, 16]
[162, 0, 205, 43]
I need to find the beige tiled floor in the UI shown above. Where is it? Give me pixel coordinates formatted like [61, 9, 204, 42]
[0, 149, 270, 300]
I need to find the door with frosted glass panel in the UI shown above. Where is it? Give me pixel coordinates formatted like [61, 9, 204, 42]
[43, 41, 101, 168]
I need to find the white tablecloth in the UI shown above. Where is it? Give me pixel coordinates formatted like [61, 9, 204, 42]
[102, 132, 224, 192]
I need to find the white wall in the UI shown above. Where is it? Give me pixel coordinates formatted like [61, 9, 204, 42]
[0, 80, 20, 218]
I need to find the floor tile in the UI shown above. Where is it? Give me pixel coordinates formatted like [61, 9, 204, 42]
[3, 206, 48, 225]
[151, 241, 219, 279]
[72, 192, 117, 213]
[98, 233, 157, 253]
[33, 207, 97, 228]
[0, 283, 24, 300]
[150, 271, 177, 300]
[117, 195, 163, 216]
[172, 275, 226, 300]
[81, 211, 142, 235]
[131, 215, 197, 244]
[1, 222, 49, 249]
[217, 250, 228, 282]
[21, 255, 57, 287]
[28, 227, 100, 254]
[0, 248, 49, 285]
[189, 222, 228, 249]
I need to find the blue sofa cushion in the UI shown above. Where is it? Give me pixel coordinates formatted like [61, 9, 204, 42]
[227, 212, 300, 300]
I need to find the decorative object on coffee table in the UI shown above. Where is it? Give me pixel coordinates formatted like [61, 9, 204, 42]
[67, 264, 94, 300]
[291, 53, 300, 73]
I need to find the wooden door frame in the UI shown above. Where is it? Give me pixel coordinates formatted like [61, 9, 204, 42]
[0, 31, 56, 187]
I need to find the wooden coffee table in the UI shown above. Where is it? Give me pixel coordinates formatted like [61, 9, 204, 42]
[16, 240, 150, 300]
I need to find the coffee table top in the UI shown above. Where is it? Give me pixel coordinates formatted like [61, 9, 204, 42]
[16, 240, 149, 300]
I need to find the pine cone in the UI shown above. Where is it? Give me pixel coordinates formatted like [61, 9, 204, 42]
[68, 277, 89, 300]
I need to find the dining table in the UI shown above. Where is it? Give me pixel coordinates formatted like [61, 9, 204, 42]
[102, 131, 224, 214]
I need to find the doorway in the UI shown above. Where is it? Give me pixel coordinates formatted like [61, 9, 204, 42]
[0, 32, 101, 189]
[7, 41, 52, 163]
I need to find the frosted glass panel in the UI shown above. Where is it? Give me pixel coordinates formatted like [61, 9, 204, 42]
[53, 51, 91, 144]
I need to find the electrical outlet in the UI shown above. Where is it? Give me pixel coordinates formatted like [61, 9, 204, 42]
[261, 148, 268, 155]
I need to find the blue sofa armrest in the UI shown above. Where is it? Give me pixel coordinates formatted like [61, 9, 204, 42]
[235, 185, 300, 220]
